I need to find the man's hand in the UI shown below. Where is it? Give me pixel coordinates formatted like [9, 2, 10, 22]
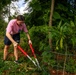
[28, 39, 32, 44]
[13, 42, 18, 47]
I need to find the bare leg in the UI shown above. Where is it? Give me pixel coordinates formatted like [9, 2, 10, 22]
[3, 45, 10, 60]
[14, 46, 18, 61]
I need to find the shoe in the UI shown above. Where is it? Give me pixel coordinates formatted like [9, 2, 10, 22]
[14, 60, 20, 64]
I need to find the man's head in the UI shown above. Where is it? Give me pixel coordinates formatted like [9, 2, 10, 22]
[16, 15, 25, 25]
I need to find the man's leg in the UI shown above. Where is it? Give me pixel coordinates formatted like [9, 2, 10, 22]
[14, 46, 18, 61]
[3, 45, 10, 60]
[13, 33, 20, 63]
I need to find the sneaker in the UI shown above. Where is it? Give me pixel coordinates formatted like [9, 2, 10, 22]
[14, 60, 20, 64]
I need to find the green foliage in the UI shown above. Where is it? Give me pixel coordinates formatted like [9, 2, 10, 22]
[42, 46, 56, 67]
[29, 25, 49, 52]
[0, 0, 20, 36]
[24, 0, 51, 27]
[24, 0, 76, 28]
[66, 58, 76, 73]
[0, 0, 11, 10]
[49, 20, 76, 51]
[0, 0, 76, 74]
[30, 0, 41, 11]
[0, 19, 7, 36]
[53, 12, 61, 19]
[0, 0, 19, 17]
[53, 2, 76, 24]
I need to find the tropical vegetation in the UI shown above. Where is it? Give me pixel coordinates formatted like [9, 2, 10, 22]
[0, 0, 76, 75]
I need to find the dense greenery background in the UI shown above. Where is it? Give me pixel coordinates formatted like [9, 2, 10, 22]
[0, 0, 76, 74]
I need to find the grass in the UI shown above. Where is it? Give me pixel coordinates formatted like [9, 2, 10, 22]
[0, 34, 51, 75]
[0, 36, 45, 75]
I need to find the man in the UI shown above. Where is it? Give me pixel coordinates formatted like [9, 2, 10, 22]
[3, 15, 32, 63]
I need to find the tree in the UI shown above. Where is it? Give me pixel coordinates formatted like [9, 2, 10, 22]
[24, 0, 76, 49]
[0, 0, 19, 20]
[49, 0, 55, 48]
[24, 0, 51, 27]
[0, 0, 19, 35]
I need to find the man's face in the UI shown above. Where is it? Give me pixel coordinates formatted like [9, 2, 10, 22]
[17, 20, 24, 25]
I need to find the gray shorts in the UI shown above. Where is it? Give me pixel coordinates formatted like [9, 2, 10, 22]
[4, 33, 20, 45]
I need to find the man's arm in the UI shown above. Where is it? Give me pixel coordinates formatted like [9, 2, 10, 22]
[6, 32, 18, 46]
[26, 32, 30, 40]
[26, 32, 32, 44]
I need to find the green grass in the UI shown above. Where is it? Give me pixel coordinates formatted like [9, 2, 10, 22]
[0, 36, 46, 75]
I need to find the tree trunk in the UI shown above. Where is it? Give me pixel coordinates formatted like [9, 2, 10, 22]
[8, 4, 10, 22]
[49, 0, 55, 48]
